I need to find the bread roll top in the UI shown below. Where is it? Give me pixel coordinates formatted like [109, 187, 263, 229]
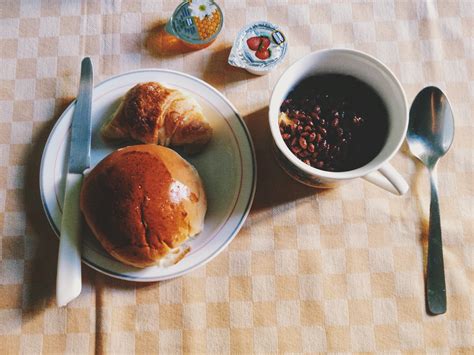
[80, 144, 206, 268]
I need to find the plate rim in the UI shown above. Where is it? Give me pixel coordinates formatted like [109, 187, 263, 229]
[39, 68, 257, 282]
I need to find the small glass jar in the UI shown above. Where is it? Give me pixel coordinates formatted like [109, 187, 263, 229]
[165, 0, 224, 50]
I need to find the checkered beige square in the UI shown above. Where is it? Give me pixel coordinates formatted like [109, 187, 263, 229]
[0, 0, 473, 353]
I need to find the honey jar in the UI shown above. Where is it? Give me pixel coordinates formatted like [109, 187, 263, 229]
[165, 0, 223, 50]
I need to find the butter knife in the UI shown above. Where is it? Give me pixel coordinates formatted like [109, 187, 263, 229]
[56, 58, 93, 307]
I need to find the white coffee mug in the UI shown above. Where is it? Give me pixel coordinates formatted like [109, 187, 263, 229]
[269, 48, 409, 195]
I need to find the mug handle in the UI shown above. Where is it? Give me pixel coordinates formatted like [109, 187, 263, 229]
[362, 163, 409, 195]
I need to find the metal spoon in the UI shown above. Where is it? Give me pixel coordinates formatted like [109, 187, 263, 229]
[407, 86, 454, 315]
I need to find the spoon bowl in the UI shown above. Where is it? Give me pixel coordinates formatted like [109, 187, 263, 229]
[408, 86, 454, 168]
[407, 86, 454, 315]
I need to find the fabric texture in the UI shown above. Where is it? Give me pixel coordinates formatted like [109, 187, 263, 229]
[0, 0, 473, 353]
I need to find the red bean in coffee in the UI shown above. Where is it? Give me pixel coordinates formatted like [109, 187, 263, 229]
[279, 74, 388, 172]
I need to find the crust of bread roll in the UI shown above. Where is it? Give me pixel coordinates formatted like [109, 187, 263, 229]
[80, 144, 206, 268]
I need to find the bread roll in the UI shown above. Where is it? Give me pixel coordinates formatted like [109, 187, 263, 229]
[80, 144, 206, 268]
[101, 82, 213, 153]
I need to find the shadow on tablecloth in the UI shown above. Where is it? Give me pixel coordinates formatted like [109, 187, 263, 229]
[21, 99, 74, 317]
[145, 21, 196, 57]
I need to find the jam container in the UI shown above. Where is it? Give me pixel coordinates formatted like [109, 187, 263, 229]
[228, 21, 288, 75]
[165, 0, 224, 50]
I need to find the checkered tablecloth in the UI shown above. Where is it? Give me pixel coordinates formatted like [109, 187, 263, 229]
[1, 0, 473, 353]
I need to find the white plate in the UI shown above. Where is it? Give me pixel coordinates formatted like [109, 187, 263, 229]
[40, 69, 256, 282]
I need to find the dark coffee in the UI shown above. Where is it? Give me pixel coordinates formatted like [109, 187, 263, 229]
[279, 74, 389, 172]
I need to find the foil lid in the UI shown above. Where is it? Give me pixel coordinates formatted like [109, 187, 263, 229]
[228, 21, 288, 73]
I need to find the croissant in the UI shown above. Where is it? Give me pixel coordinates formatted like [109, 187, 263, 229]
[101, 82, 213, 153]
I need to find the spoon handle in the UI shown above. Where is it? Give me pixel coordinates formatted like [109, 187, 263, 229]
[426, 168, 447, 314]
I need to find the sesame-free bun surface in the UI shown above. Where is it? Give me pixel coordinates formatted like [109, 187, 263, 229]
[80, 144, 206, 268]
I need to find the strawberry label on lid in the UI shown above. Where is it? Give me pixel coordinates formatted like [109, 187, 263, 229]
[228, 21, 288, 75]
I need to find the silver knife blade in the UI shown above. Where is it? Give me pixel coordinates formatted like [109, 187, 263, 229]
[69, 57, 93, 174]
